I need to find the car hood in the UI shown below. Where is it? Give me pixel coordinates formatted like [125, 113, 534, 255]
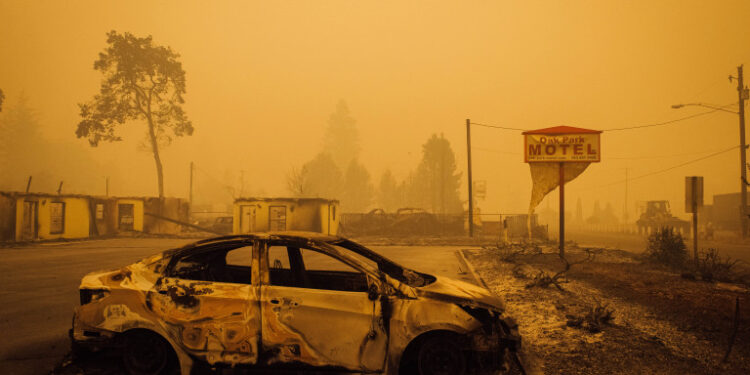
[415, 275, 505, 311]
[79, 253, 167, 290]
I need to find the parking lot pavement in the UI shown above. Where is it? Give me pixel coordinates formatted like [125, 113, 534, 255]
[0, 237, 478, 374]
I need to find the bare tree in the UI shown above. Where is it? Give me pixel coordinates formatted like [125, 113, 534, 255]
[287, 166, 309, 197]
[76, 31, 194, 198]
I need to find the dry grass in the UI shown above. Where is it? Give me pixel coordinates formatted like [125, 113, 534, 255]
[464, 245, 750, 375]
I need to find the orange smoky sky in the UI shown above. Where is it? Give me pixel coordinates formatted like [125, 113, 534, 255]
[1, 0, 749, 218]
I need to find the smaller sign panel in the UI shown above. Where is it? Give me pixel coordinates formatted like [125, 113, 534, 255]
[95, 204, 104, 220]
[524, 133, 601, 162]
[685, 176, 704, 213]
[473, 180, 487, 200]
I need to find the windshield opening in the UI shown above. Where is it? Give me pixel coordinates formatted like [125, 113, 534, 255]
[328, 239, 435, 287]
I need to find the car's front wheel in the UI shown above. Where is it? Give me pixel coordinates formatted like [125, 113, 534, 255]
[417, 335, 467, 375]
[122, 330, 177, 375]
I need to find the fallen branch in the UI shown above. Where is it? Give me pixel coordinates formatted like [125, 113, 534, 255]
[525, 247, 602, 290]
[484, 242, 542, 263]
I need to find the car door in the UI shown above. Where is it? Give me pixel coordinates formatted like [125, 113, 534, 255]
[151, 240, 261, 366]
[259, 239, 388, 372]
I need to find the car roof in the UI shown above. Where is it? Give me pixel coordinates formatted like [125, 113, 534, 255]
[182, 231, 341, 249]
[164, 232, 418, 286]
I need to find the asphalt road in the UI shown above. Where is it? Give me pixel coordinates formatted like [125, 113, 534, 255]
[0, 238, 476, 375]
[566, 230, 750, 263]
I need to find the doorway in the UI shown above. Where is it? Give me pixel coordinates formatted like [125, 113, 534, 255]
[118, 203, 135, 231]
[21, 201, 38, 241]
[240, 205, 256, 233]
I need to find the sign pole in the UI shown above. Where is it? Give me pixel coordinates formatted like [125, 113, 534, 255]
[466, 119, 474, 237]
[559, 162, 565, 258]
[685, 176, 703, 269]
[692, 177, 699, 269]
[693, 210, 698, 268]
[522, 126, 601, 257]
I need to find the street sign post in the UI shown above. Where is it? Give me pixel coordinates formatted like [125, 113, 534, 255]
[524, 126, 602, 258]
[685, 176, 704, 267]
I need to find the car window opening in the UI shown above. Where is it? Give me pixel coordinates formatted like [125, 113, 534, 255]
[329, 238, 436, 287]
[170, 245, 253, 285]
[268, 245, 368, 293]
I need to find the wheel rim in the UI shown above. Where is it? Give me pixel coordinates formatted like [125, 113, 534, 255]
[123, 334, 169, 374]
[418, 338, 465, 375]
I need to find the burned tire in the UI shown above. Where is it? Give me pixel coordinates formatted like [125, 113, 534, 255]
[416, 335, 466, 375]
[122, 330, 177, 375]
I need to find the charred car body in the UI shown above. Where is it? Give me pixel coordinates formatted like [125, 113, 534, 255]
[71, 232, 523, 374]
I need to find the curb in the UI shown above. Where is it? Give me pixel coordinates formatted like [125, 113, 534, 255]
[455, 248, 490, 290]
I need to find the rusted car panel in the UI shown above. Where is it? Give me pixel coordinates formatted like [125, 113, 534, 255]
[72, 232, 522, 374]
[259, 285, 388, 371]
[152, 277, 260, 365]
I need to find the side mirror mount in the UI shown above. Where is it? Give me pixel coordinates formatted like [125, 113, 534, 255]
[367, 284, 380, 301]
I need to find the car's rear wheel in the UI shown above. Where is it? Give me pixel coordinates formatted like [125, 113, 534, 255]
[122, 330, 177, 375]
[417, 335, 467, 375]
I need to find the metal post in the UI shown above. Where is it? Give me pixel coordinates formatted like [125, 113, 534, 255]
[737, 65, 748, 238]
[25, 176, 32, 193]
[466, 119, 474, 237]
[692, 177, 699, 268]
[693, 212, 699, 267]
[559, 162, 565, 258]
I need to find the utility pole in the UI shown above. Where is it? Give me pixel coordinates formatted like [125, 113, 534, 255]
[189, 161, 194, 211]
[559, 163, 565, 258]
[25, 176, 32, 193]
[737, 65, 748, 238]
[466, 119, 474, 237]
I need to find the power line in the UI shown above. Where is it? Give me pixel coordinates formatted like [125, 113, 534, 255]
[470, 102, 737, 133]
[470, 122, 527, 131]
[473, 146, 520, 155]
[605, 146, 736, 160]
[620, 145, 738, 183]
[579, 145, 739, 190]
[603, 108, 721, 131]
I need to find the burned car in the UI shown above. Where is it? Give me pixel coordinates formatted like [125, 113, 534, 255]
[71, 232, 523, 374]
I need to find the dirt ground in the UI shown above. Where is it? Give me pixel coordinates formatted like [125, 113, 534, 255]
[463, 245, 750, 375]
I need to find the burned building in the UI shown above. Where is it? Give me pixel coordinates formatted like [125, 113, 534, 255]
[0, 191, 189, 242]
[233, 197, 339, 235]
[0, 192, 116, 241]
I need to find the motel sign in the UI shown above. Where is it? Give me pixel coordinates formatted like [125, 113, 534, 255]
[522, 125, 602, 258]
[523, 126, 602, 162]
